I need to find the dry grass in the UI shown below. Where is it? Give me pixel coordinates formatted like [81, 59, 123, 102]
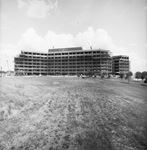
[0, 77, 147, 150]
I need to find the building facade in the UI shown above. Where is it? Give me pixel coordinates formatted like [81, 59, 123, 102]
[112, 55, 129, 75]
[14, 51, 48, 75]
[47, 47, 112, 76]
[14, 47, 129, 76]
[14, 47, 113, 76]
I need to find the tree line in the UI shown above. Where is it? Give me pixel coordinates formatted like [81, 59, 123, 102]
[135, 71, 147, 81]
[119, 71, 147, 81]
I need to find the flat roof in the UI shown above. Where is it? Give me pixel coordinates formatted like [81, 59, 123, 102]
[112, 55, 129, 58]
[16, 48, 111, 57]
[48, 47, 83, 52]
[21, 50, 47, 54]
[48, 47, 110, 53]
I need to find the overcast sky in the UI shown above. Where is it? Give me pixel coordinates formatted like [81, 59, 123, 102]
[0, 0, 146, 73]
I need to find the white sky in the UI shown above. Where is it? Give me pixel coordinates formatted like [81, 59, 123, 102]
[0, 0, 146, 73]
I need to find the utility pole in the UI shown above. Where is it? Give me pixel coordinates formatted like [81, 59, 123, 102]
[7, 60, 9, 71]
[5, 54, 10, 75]
[5, 54, 10, 74]
[128, 61, 130, 84]
[0, 66, 2, 77]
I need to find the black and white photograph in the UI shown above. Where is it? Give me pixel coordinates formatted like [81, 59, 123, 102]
[0, 0, 147, 149]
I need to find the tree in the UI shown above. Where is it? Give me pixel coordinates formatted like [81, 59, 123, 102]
[125, 71, 133, 79]
[135, 71, 141, 81]
[100, 71, 107, 79]
[120, 72, 124, 80]
[85, 70, 93, 77]
[107, 74, 111, 79]
[144, 78, 147, 83]
[141, 71, 147, 80]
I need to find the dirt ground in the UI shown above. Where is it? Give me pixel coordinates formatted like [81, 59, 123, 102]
[0, 76, 147, 150]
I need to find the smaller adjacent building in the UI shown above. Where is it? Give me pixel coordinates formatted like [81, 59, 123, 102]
[112, 55, 129, 75]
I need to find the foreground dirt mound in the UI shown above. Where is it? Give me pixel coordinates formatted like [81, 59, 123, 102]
[0, 77, 147, 150]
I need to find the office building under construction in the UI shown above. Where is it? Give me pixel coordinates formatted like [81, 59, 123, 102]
[14, 47, 129, 76]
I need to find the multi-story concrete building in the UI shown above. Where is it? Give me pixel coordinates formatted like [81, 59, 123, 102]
[112, 55, 129, 75]
[14, 47, 112, 76]
[48, 47, 112, 75]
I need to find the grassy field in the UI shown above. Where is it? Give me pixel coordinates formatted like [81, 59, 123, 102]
[0, 76, 147, 150]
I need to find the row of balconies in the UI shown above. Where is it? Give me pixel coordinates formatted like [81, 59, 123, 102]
[15, 64, 46, 66]
[22, 51, 108, 55]
[22, 52, 47, 56]
[15, 66, 47, 68]
[18, 58, 106, 62]
[15, 68, 47, 70]
[48, 60, 111, 63]
[47, 66, 111, 68]
[17, 54, 110, 58]
[113, 64, 129, 66]
[15, 61, 111, 65]
[15, 59, 48, 62]
[113, 66, 129, 68]
[15, 62, 47, 64]
[15, 65, 112, 69]
[15, 62, 111, 67]
[47, 69, 111, 72]
[15, 58, 111, 63]
[15, 66, 112, 70]
[47, 56, 110, 59]
[47, 60, 111, 63]
[15, 65, 46, 67]
[48, 51, 108, 55]
[19, 56, 47, 59]
[15, 69, 111, 73]
[113, 62, 129, 65]
[48, 63, 111, 66]
[48, 66, 111, 69]
[113, 57, 129, 59]
[15, 70, 47, 73]
[113, 70, 129, 72]
[15, 66, 111, 70]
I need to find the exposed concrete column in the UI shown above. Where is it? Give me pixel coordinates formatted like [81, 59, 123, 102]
[32, 52, 33, 75]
